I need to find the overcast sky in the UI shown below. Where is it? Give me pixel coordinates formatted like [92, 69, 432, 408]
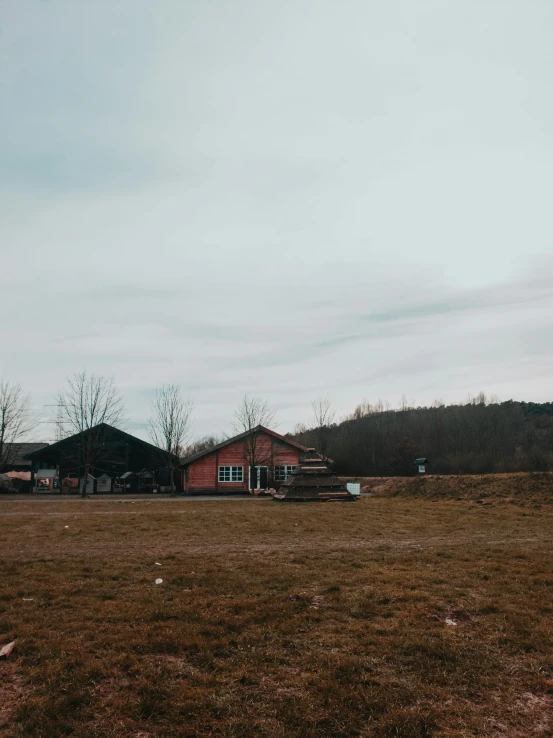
[2, 0, 552, 442]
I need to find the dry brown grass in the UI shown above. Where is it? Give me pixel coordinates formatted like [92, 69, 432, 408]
[1, 494, 553, 737]
[345, 472, 553, 504]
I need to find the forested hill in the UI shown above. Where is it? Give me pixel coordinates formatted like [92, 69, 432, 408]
[289, 398, 553, 476]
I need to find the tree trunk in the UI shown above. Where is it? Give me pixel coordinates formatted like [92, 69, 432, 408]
[81, 462, 90, 498]
[0, 415, 5, 468]
[169, 462, 176, 496]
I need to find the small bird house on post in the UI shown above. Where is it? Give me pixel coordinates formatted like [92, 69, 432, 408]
[415, 457, 428, 474]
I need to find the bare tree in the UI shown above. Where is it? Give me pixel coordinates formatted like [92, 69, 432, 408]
[181, 435, 221, 459]
[468, 391, 487, 406]
[0, 379, 32, 470]
[311, 396, 335, 459]
[233, 395, 276, 434]
[56, 371, 126, 497]
[148, 384, 193, 495]
[312, 397, 336, 428]
[399, 394, 411, 412]
[232, 395, 276, 493]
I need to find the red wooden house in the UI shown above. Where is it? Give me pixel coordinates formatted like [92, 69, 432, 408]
[180, 426, 307, 495]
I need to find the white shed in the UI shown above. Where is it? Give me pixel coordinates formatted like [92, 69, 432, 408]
[80, 474, 96, 493]
[96, 474, 112, 493]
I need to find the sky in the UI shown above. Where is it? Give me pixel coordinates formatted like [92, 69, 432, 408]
[1, 0, 552, 442]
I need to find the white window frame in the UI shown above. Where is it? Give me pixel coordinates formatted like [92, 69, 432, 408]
[274, 465, 295, 482]
[218, 466, 243, 483]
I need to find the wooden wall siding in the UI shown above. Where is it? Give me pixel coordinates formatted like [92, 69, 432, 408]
[218, 441, 249, 491]
[271, 440, 300, 467]
[217, 441, 250, 465]
[187, 454, 217, 490]
[185, 432, 302, 493]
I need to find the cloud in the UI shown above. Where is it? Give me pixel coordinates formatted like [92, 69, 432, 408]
[1, 0, 552, 440]
[0, 147, 168, 192]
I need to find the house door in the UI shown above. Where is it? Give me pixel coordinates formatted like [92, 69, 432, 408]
[250, 466, 269, 490]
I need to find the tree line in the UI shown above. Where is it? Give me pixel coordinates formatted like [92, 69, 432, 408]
[2, 373, 553, 485]
[289, 394, 553, 476]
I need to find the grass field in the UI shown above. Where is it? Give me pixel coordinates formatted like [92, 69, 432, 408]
[1, 494, 552, 737]
[347, 472, 553, 505]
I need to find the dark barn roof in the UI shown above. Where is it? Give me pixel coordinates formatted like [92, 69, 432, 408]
[23, 424, 171, 463]
[22, 424, 176, 485]
[180, 425, 307, 467]
[1, 443, 49, 469]
[273, 449, 355, 502]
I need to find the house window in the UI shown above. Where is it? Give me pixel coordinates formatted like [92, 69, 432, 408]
[274, 465, 295, 481]
[218, 466, 243, 483]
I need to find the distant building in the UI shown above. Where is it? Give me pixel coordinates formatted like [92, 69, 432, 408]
[415, 457, 429, 474]
[180, 425, 307, 495]
[35, 469, 57, 491]
[23, 424, 177, 493]
[0, 443, 49, 473]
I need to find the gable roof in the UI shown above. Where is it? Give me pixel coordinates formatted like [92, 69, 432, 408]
[180, 425, 307, 466]
[2, 443, 49, 468]
[23, 423, 173, 461]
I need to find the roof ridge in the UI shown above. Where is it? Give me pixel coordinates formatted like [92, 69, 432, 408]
[23, 423, 172, 460]
[180, 426, 307, 466]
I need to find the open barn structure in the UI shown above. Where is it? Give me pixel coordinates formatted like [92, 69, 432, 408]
[23, 424, 177, 493]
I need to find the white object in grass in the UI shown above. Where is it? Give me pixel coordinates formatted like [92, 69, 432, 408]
[155, 578, 163, 585]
